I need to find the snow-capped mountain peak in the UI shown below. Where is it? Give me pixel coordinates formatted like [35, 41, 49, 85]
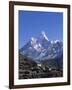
[20, 32, 63, 61]
[31, 37, 37, 42]
[30, 37, 42, 52]
[54, 40, 60, 43]
[41, 31, 49, 41]
[30, 37, 37, 45]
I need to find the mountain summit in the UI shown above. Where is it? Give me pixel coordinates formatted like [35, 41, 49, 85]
[41, 31, 49, 41]
[19, 31, 63, 61]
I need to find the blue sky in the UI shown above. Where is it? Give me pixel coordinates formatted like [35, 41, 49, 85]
[19, 10, 63, 49]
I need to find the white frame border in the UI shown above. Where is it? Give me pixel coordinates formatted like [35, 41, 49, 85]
[14, 5, 68, 85]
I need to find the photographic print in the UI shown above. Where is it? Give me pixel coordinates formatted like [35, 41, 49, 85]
[19, 11, 63, 79]
[9, 1, 70, 89]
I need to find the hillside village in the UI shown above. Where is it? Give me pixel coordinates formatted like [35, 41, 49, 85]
[19, 54, 63, 79]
